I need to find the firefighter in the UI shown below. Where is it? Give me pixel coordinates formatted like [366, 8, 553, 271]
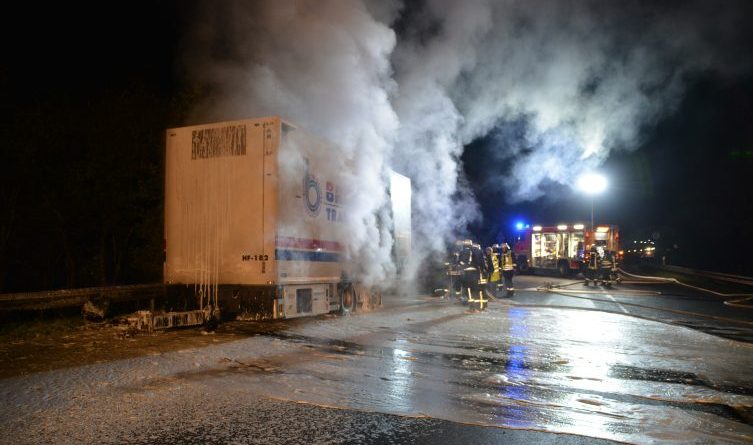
[457, 242, 487, 309]
[610, 250, 621, 283]
[599, 248, 613, 287]
[457, 240, 472, 266]
[499, 243, 516, 296]
[445, 240, 464, 299]
[462, 243, 487, 310]
[484, 246, 500, 299]
[471, 242, 488, 296]
[457, 240, 477, 304]
[584, 245, 600, 286]
[601, 248, 620, 286]
[472, 243, 487, 277]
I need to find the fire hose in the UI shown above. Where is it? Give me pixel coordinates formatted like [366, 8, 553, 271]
[618, 268, 753, 309]
[528, 274, 753, 329]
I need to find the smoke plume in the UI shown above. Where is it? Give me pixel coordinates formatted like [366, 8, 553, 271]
[180, 0, 751, 285]
[183, 1, 400, 285]
[393, 0, 752, 203]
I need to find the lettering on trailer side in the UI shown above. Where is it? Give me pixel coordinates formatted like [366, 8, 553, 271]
[302, 159, 343, 222]
[191, 125, 247, 159]
[325, 181, 342, 222]
[242, 254, 269, 261]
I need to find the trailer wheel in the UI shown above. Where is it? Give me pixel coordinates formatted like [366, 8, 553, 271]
[340, 284, 356, 313]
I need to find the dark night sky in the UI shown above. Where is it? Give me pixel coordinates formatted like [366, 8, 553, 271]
[1, 2, 753, 293]
[462, 71, 753, 273]
[1, 3, 186, 106]
[452, 1, 753, 273]
[0, 3, 190, 291]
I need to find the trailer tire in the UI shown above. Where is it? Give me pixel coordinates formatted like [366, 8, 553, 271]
[340, 284, 356, 314]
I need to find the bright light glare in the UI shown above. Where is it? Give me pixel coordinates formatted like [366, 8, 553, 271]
[577, 173, 607, 195]
[516, 222, 524, 230]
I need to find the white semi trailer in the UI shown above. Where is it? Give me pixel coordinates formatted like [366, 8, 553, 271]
[164, 116, 410, 321]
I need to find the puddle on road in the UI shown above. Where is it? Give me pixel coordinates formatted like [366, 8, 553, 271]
[3, 302, 753, 444]
[190, 304, 753, 444]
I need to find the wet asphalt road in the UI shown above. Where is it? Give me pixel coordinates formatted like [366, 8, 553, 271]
[2, 275, 753, 444]
[124, 395, 616, 445]
[511, 273, 753, 343]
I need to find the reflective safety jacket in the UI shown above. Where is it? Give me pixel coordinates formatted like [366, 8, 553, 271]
[486, 254, 500, 282]
[500, 251, 515, 271]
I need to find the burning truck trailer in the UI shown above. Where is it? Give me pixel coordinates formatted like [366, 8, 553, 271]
[161, 116, 411, 327]
[512, 223, 622, 277]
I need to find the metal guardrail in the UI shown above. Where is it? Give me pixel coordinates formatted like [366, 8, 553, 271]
[0, 283, 165, 311]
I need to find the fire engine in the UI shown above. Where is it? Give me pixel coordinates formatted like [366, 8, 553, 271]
[512, 223, 621, 276]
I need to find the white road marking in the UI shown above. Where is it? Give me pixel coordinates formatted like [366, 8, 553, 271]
[605, 294, 629, 314]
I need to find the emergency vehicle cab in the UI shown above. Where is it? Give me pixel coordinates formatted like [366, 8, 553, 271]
[512, 223, 621, 276]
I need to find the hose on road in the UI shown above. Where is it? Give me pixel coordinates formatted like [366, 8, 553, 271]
[618, 268, 753, 309]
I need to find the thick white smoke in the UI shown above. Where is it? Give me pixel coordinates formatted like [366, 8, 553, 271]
[180, 0, 750, 286]
[394, 0, 752, 203]
[183, 0, 400, 285]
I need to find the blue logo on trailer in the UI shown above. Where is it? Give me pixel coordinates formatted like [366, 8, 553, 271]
[303, 159, 321, 216]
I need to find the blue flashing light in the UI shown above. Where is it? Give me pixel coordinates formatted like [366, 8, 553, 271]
[515, 222, 524, 231]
